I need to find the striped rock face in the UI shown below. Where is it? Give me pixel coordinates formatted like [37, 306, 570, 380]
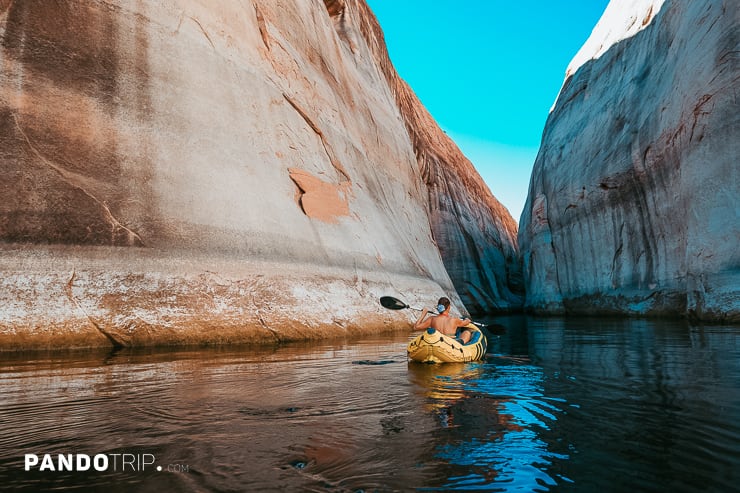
[519, 0, 739, 322]
[0, 0, 520, 349]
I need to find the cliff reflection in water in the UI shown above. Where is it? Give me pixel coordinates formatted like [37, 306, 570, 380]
[406, 316, 740, 492]
[0, 317, 738, 492]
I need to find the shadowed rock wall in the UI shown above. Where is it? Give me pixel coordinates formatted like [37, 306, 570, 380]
[519, 0, 739, 321]
[349, 1, 523, 315]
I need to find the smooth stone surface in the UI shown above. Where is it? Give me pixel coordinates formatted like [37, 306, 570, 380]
[519, 0, 739, 321]
[0, 0, 520, 348]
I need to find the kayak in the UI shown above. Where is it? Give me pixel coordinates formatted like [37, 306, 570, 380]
[407, 324, 487, 363]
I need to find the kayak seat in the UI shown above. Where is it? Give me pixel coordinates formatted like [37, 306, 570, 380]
[455, 328, 482, 346]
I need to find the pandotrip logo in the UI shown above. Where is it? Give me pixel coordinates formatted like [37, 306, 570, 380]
[23, 453, 190, 473]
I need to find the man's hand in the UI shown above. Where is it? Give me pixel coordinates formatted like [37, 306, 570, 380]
[414, 307, 431, 330]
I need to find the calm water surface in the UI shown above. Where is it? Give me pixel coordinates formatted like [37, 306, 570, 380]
[1, 317, 739, 492]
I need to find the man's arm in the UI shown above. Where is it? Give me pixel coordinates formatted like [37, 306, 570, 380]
[457, 317, 472, 327]
[414, 308, 432, 330]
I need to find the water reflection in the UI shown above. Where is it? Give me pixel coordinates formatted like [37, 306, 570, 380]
[522, 318, 740, 493]
[408, 357, 570, 491]
[407, 363, 485, 419]
[0, 320, 738, 492]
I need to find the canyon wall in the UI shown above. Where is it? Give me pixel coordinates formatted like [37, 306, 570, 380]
[348, 2, 523, 315]
[519, 0, 739, 321]
[0, 0, 520, 349]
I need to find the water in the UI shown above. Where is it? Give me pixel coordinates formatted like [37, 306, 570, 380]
[1, 317, 739, 492]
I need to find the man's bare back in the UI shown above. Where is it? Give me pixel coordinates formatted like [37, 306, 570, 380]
[414, 297, 473, 343]
[429, 314, 469, 336]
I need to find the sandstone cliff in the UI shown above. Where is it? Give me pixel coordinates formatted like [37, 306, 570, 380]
[519, 0, 739, 321]
[348, 1, 523, 315]
[0, 0, 520, 349]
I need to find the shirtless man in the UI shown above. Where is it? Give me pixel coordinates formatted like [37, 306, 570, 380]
[414, 297, 473, 344]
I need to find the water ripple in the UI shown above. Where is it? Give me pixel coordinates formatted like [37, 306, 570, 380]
[1, 322, 738, 492]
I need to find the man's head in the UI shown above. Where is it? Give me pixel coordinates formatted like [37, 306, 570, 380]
[437, 297, 450, 313]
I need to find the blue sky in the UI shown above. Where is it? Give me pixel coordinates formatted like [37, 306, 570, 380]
[365, 1, 610, 221]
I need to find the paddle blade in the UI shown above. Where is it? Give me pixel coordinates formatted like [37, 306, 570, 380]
[380, 296, 409, 310]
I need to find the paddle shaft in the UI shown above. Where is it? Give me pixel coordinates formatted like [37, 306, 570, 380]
[379, 295, 486, 328]
[408, 305, 486, 329]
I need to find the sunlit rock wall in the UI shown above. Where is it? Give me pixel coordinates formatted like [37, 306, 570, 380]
[519, 0, 739, 321]
[0, 0, 520, 349]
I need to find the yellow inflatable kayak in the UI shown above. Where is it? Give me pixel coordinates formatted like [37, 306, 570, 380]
[407, 324, 487, 363]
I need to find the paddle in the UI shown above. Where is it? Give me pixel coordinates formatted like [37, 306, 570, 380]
[379, 296, 486, 328]
[380, 296, 423, 312]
